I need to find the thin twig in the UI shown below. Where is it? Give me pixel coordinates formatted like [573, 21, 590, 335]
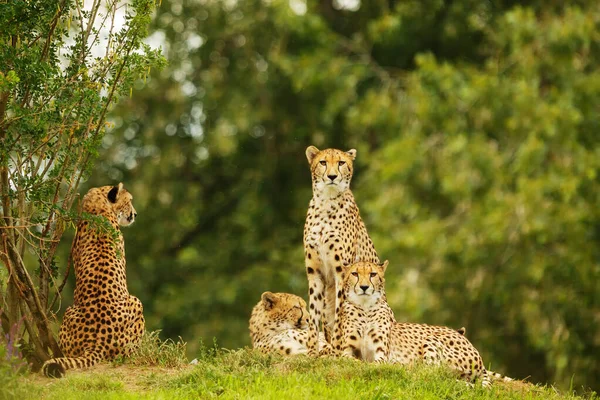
[49, 232, 77, 311]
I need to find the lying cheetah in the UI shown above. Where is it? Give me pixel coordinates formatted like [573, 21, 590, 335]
[338, 261, 510, 386]
[42, 183, 144, 378]
[303, 146, 380, 356]
[249, 292, 333, 355]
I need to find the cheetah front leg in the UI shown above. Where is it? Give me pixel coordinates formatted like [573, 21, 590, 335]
[366, 322, 391, 363]
[276, 331, 310, 355]
[317, 332, 337, 356]
[323, 279, 336, 343]
[305, 247, 325, 357]
[366, 307, 393, 363]
[327, 239, 355, 352]
[332, 269, 344, 348]
[339, 307, 362, 360]
[331, 285, 344, 352]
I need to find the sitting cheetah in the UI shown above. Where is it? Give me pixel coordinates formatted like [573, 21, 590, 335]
[303, 146, 380, 356]
[249, 292, 334, 355]
[338, 261, 510, 386]
[42, 183, 144, 378]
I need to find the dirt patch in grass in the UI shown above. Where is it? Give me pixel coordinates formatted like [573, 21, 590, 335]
[26, 362, 195, 393]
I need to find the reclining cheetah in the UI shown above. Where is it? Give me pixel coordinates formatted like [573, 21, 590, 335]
[42, 183, 144, 378]
[338, 261, 510, 386]
[303, 146, 380, 355]
[249, 292, 333, 355]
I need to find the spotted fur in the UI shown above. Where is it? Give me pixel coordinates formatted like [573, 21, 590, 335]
[338, 261, 512, 386]
[303, 146, 380, 356]
[337, 261, 393, 362]
[249, 292, 333, 356]
[42, 183, 144, 378]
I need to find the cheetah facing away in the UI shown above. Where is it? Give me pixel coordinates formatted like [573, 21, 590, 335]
[42, 183, 144, 378]
[249, 292, 333, 356]
[338, 261, 510, 386]
[303, 146, 380, 356]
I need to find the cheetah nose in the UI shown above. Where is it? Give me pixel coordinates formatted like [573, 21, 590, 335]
[360, 285, 369, 292]
[134, 212, 137, 217]
[327, 174, 337, 181]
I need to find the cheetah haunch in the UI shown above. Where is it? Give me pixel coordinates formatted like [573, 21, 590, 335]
[338, 261, 511, 386]
[42, 183, 144, 378]
[249, 292, 333, 355]
[303, 146, 380, 356]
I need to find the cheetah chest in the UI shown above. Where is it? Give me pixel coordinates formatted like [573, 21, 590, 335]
[305, 199, 356, 277]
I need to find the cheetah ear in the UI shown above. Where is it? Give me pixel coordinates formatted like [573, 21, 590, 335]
[107, 182, 123, 203]
[346, 149, 357, 160]
[261, 291, 278, 310]
[380, 260, 389, 274]
[306, 145, 320, 164]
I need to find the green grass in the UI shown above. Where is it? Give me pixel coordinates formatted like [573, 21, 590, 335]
[114, 330, 188, 368]
[6, 348, 597, 400]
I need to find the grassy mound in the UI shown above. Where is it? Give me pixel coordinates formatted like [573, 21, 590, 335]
[9, 342, 597, 400]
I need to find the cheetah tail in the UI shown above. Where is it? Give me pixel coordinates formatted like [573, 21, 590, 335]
[482, 369, 513, 387]
[41, 347, 104, 378]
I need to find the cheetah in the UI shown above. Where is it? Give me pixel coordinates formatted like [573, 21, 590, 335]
[338, 261, 511, 386]
[303, 146, 380, 356]
[42, 183, 144, 378]
[249, 292, 334, 356]
[337, 260, 394, 362]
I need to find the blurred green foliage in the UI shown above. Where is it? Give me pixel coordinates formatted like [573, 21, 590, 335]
[58, 0, 600, 392]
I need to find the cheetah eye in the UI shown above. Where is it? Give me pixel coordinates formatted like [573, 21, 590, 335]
[338, 161, 346, 166]
[370, 272, 377, 278]
[351, 272, 358, 277]
[319, 160, 326, 166]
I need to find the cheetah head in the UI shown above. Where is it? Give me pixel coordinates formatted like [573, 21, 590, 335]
[305, 146, 356, 198]
[343, 260, 389, 308]
[107, 183, 137, 226]
[259, 292, 310, 330]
